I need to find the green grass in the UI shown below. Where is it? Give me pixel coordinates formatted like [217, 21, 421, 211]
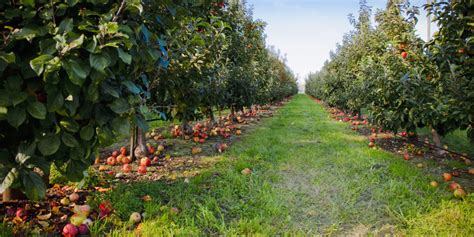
[86, 95, 474, 235]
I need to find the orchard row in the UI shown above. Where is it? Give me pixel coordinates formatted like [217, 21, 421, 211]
[0, 0, 298, 200]
[305, 0, 472, 147]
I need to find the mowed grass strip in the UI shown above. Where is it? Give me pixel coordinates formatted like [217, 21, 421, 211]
[98, 94, 473, 236]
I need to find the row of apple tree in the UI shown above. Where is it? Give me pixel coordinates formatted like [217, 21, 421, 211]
[0, 0, 298, 200]
[305, 0, 472, 146]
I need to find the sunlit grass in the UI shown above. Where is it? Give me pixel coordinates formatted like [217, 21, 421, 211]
[88, 94, 472, 235]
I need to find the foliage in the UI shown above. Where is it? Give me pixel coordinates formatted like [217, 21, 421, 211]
[305, 0, 473, 141]
[0, 0, 297, 200]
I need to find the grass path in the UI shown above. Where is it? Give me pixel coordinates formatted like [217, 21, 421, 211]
[105, 94, 472, 236]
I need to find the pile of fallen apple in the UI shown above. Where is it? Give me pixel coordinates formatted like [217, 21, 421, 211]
[429, 171, 472, 199]
[3, 188, 115, 236]
[327, 105, 473, 199]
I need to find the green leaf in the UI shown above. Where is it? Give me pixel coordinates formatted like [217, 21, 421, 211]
[85, 36, 98, 53]
[66, 0, 79, 6]
[27, 101, 47, 119]
[111, 117, 130, 135]
[0, 168, 19, 193]
[58, 18, 73, 34]
[7, 106, 26, 128]
[47, 91, 64, 112]
[103, 22, 119, 34]
[62, 132, 80, 147]
[30, 54, 54, 75]
[0, 51, 16, 64]
[62, 58, 90, 86]
[0, 106, 7, 120]
[60, 118, 80, 132]
[19, 0, 35, 8]
[22, 171, 46, 201]
[14, 25, 48, 41]
[126, 0, 143, 14]
[89, 52, 111, 73]
[11, 92, 28, 106]
[66, 160, 88, 182]
[39, 39, 57, 55]
[122, 81, 140, 94]
[69, 34, 85, 49]
[134, 114, 149, 131]
[117, 48, 132, 64]
[38, 134, 60, 156]
[101, 82, 120, 98]
[108, 98, 130, 114]
[80, 124, 94, 141]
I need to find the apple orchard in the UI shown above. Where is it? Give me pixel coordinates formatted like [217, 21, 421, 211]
[0, 0, 473, 236]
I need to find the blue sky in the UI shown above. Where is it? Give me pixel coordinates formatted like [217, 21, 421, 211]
[247, 0, 432, 84]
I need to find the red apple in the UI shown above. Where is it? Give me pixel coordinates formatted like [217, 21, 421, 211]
[106, 156, 116, 166]
[62, 223, 78, 237]
[116, 154, 124, 164]
[442, 173, 452, 182]
[140, 157, 151, 167]
[121, 156, 130, 164]
[401, 52, 408, 59]
[403, 152, 410, 161]
[99, 201, 112, 214]
[138, 165, 147, 174]
[448, 182, 461, 191]
[122, 164, 132, 173]
[120, 146, 127, 156]
[111, 151, 119, 158]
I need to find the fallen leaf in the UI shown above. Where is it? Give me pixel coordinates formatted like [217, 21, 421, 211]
[38, 220, 50, 228]
[37, 213, 52, 220]
[51, 206, 61, 215]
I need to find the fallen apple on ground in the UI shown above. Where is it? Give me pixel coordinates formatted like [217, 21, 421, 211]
[62, 223, 78, 237]
[106, 156, 116, 166]
[70, 214, 86, 226]
[453, 188, 466, 198]
[140, 157, 151, 167]
[122, 164, 132, 173]
[130, 212, 142, 223]
[442, 173, 452, 182]
[138, 165, 147, 174]
[69, 193, 80, 203]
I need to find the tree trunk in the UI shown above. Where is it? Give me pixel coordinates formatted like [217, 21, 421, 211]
[134, 127, 148, 159]
[431, 128, 446, 155]
[208, 107, 215, 123]
[181, 120, 193, 136]
[130, 126, 136, 160]
[218, 107, 223, 123]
